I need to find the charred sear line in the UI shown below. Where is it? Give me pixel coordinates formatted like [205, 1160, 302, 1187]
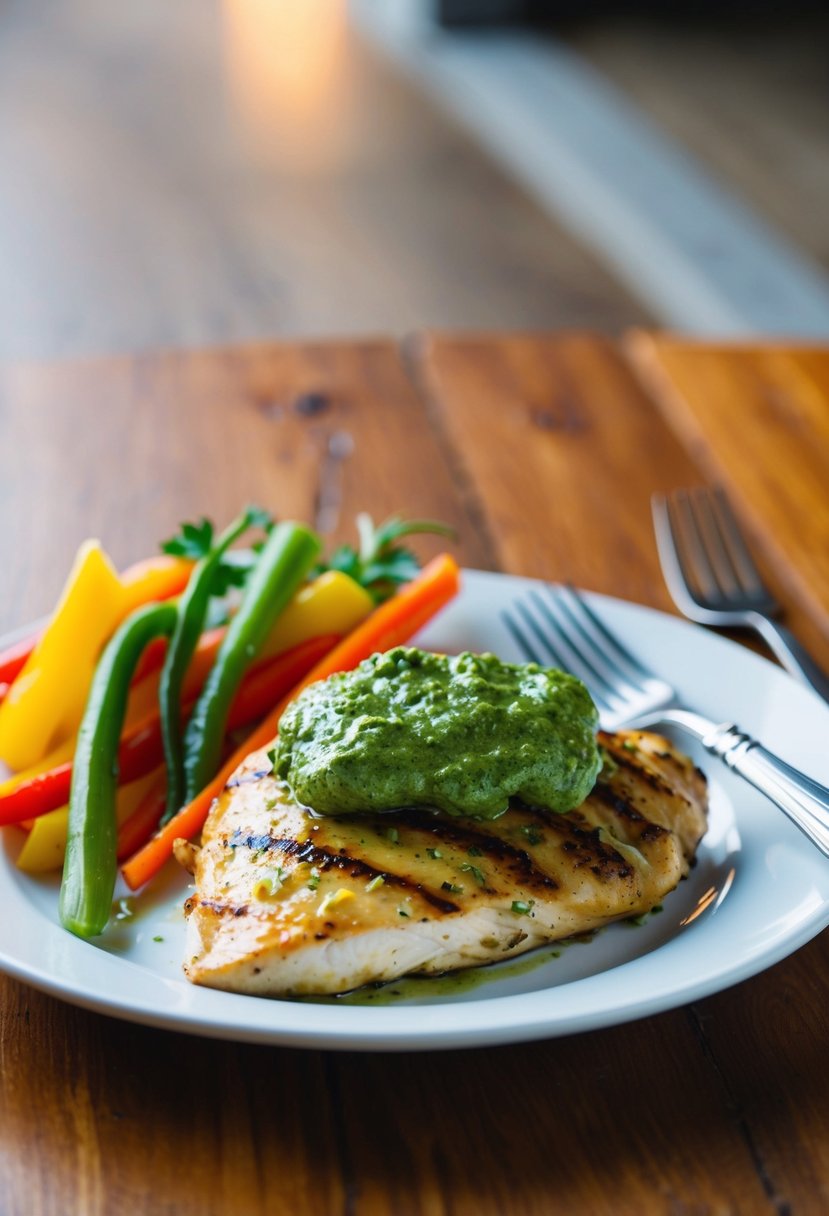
[598, 737, 683, 798]
[374, 808, 559, 891]
[199, 898, 250, 917]
[529, 808, 635, 878]
[640, 823, 670, 843]
[590, 781, 669, 832]
[227, 829, 460, 913]
[590, 782, 644, 823]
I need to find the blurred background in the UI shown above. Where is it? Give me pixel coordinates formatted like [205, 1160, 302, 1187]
[1, 0, 827, 361]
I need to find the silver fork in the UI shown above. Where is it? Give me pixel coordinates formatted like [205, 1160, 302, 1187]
[652, 486, 829, 703]
[503, 584, 829, 858]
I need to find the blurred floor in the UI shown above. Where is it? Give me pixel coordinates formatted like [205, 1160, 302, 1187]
[0, 0, 643, 361]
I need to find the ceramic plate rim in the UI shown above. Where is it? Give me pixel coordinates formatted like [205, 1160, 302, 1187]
[1, 568, 828, 1051]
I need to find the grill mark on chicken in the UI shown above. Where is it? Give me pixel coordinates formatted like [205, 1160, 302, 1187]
[599, 744, 682, 802]
[197, 898, 250, 918]
[549, 820, 635, 878]
[365, 808, 560, 892]
[227, 828, 461, 913]
[591, 786, 670, 848]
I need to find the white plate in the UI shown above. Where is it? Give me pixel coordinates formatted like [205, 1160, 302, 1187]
[2, 569, 829, 1052]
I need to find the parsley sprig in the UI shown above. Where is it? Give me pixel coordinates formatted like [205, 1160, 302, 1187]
[161, 507, 273, 596]
[319, 513, 455, 604]
[162, 509, 455, 605]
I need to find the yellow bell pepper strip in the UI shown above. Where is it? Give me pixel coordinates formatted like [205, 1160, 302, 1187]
[15, 807, 69, 873]
[60, 601, 178, 939]
[259, 570, 373, 659]
[16, 767, 164, 874]
[0, 540, 125, 771]
[0, 555, 194, 707]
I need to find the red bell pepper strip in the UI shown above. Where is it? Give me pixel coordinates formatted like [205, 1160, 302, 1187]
[0, 632, 41, 687]
[116, 777, 168, 862]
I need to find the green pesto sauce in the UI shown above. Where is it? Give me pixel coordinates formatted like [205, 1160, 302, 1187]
[274, 646, 600, 819]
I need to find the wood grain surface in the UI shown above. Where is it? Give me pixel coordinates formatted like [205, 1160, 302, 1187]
[627, 332, 829, 669]
[1, 333, 828, 1216]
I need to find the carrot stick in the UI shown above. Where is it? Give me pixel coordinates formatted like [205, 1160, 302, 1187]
[121, 553, 460, 891]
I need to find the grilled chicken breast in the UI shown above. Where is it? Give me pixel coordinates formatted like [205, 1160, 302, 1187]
[181, 730, 707, 996]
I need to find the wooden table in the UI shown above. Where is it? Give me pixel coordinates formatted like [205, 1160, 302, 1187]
[2, 332, 828, 1215]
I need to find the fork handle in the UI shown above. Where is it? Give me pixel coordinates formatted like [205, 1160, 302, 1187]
[703, 720, 829, 858]
[749, 615, 829, 704]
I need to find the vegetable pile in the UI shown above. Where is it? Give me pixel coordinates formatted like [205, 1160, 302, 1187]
[0, 511, 459, 938]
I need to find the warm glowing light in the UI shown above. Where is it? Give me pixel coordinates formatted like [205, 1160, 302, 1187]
[680, 868, 736, 927]
[222, 0, 348, 167]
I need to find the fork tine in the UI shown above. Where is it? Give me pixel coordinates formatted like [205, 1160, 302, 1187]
[663, 491, 721, 602]
[687, 488, 743, 598]
[525, 586, 651, 719]
[544, 586, 654, 688]
[502, 597, 615, 718]
[527, 592, 623, 711]
[707, 487, 771, 599]
[501, 604, 549, 667]
[504, 584, 675, 729]
[659, 486, 773, 609]
[653, 493, 706, 614]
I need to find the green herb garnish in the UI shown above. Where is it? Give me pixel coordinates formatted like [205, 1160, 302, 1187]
[519, 825, 544, 846]
[317, 514, 455, 604]
[161, 507, 273, 595]
[511, 900, 535, 916]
